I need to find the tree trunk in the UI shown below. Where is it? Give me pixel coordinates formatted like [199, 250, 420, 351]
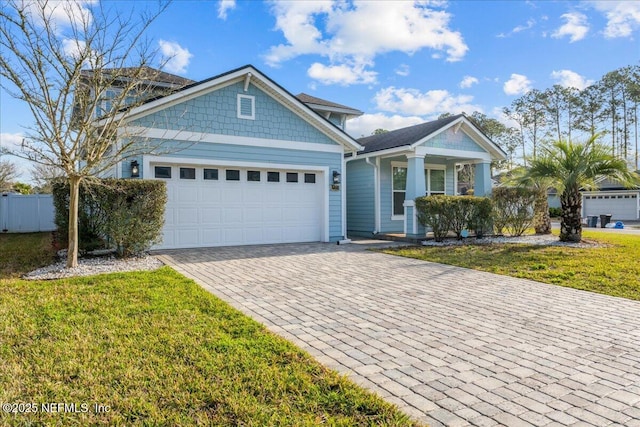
[66, 175, 81, 268]
[534, 189, 551, 235]
[560, 189, 582, 242]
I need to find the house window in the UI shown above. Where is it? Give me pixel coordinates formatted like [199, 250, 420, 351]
[204, 168, 218, 180]
[180, 167, 196, 180]
[425, 168, 446, 195]
[392, 166, 407, 216]
[154, 166, 171, 179]
[226, 170, 240, 181]
[286, 173, 298, 183]
[267, 172, 280, 182]
[247, 170, 261, 182]
[237, 94, 255, 120]
[304, 173, 316, 183]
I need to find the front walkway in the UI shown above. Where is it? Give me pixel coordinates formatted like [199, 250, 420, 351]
[157, 241, 640, 426]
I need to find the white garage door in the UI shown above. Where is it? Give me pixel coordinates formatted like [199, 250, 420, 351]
[154, 164, 324, 249]
[583, 193, 639, 221]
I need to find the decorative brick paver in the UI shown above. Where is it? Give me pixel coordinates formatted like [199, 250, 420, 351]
[156, 241, 640, 426]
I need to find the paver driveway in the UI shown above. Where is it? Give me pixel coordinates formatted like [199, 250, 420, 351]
[156, 241, 640, 426]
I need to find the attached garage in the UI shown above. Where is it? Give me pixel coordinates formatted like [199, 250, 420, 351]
[153, 162, 327, 249]
[582, 191, 640, 221]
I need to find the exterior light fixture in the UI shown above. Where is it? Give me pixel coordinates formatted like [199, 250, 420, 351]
[130, 160, 140, 178]
[332, 170, 341, 185]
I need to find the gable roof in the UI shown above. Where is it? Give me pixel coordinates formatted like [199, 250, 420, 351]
[356, 114, 507, 160]
[107, 65, 362, 152]
[295, 93, 363, 118]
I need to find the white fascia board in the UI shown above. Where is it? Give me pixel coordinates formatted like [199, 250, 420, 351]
[304, 103, 363, 117]
[415, 146, 492, 162]
[353, 146, 413, 160]
[121, 126, 344, 154]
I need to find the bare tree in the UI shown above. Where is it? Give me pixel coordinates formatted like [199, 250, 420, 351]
[0, 159, 19, 192]
[31, 163, 66, 193]
[0, 0, 175, 267]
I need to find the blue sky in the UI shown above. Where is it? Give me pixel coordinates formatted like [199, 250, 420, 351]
[1, 0, 639, 182]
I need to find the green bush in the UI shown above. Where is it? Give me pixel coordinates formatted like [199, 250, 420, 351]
[416, 195, 493, 241]
[468, 197, 493, 238]
[549, 207, 563, 218]
[491, 187, 535, 236]
[52, 178, 167, 257]
[415, 195, 451, 242]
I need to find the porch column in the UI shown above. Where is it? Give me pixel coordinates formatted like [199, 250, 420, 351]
[474, 161, 492, 196]
[404, 153, 426, 237]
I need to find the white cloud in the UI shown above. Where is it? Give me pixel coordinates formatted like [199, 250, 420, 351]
[346, 113, 424, 138]
[552, 12, 589, 42]
[459, 75, 479, 89]
[497, 18, 535, 38]
[25, 0, 96, 32]
[395, 64, 410, 77]
[373, 86, 481, 116]
[591, 1, 640, 38]
[265, 1, 468, 85]
[503, 74, 532, 96]
[158, 40, 193, 74]
[0, 133, 25, 152]
[550, 69, 594, 90]
[307, 62, 377, 85]
[218, 0, 236, 20]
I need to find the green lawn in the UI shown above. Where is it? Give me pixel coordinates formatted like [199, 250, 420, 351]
[383, 230, 640, 301]
[0, 233, 419, 426]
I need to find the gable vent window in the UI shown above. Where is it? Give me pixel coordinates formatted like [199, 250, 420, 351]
[237, 94, 255, 120]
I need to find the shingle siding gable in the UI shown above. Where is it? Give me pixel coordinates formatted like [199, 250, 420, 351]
[131, 81, 338, 145]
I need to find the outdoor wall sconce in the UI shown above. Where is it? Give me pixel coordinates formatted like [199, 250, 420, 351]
[332, 170, 341, 185]
[130, 160, 140, 178]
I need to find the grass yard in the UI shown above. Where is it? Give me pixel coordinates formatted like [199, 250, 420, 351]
[383, 230, 640, 301]
[0, 233, 419, 426]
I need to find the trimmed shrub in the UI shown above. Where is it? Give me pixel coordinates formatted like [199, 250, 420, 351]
[468, 196, 493, 239]
[416, 195, 493, 241]
[549, 207, 562, 218]
[491, 187, 535, 236]
[415, 195, 451, 242]
[53, 178, 167, 257]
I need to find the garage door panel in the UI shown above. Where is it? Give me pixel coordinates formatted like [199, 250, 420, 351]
[584, 193, 638, 220]
[156, 165, 324, 249]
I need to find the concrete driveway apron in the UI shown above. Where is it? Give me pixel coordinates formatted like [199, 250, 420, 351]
[156, 241, 640, 427]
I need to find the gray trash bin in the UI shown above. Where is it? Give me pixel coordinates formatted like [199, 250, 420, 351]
[587, 215, 598, 227]
[600, 214, 612, 228]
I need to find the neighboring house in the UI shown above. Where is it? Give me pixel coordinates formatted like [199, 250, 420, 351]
[107, 65, 363, 249]
[581, 176, 640, 221]
[98, 65, 504, 248]
[346, 115, 506, 237]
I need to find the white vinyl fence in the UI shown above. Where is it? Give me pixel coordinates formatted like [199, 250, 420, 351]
[0, 193, 56, 233]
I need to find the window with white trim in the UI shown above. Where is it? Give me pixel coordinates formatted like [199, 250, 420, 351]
[392, 166, 407, 216]
[237, 94, 255, 120]
[393, 164, 446, 217]
[425, 168, 446, 195]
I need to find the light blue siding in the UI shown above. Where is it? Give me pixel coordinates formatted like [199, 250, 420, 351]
[134, 140, 344, 241]
[421, 128, 485, 152]
[346, 159, 374, 235]
[445, 161, 456, 195]
[132, 81, 338, 146]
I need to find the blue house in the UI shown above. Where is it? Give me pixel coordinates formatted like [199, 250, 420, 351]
[346, 115, 506, 238]
[110, 65, 363, 249]
[105, 65, 505, 248]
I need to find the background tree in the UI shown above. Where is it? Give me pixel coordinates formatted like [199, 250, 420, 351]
[0, 0, 172, 268]
[31, 163, 66, 194]
[12, 182, 33, 195]
[525, 136, 638, 242]
[0, 159, 19, 192]
[372, 128, 388, 135]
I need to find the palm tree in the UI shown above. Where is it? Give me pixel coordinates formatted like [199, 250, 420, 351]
[507, 166, 553, 235]
[525, 136, 639, 242]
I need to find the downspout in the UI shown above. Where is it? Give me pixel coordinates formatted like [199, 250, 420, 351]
[365, 157, 379, 234]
